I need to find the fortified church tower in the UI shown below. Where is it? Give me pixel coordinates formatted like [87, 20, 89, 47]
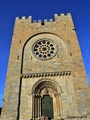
[1, 13, 90, 120]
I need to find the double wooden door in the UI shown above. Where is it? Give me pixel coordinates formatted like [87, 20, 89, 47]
[41, 95, 54, 119]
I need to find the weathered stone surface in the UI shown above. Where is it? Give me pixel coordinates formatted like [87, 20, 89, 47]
[0, 13, 90, 120]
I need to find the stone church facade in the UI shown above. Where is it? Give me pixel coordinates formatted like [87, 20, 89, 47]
[0, 13, 90, 120]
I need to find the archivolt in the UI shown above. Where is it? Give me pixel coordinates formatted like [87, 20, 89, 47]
[32, 78, 62, 95]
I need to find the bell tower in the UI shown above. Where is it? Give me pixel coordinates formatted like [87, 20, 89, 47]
[1, 13, 90, 120]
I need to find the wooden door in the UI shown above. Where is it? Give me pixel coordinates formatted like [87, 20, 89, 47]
[41, 95, 54, 119]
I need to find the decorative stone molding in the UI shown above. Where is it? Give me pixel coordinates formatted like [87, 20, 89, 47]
[21, 71, 71, 78]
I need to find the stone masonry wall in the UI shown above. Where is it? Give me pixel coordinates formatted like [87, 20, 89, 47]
[1, 13, 90, 120]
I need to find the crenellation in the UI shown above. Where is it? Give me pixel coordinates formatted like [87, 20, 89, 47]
[15, 16, 32, 23]
[54, 14, 58, 20]
[15, 17, 19, 21]
[67, 13, 71, 16]
[54, 13, 73, 22]
[15, 13, 72, 24]
[28, 16, 32, 19]
[15, 13, 73, 25]
[44, 19, 47, 22]
[22, 16, 25, 19]
[28, 16, 32, 23]
[60, 13, 64, 16]
[54, 13, 58, 17]
[1, 13, 90, 120]
[49, 19, 53, 22]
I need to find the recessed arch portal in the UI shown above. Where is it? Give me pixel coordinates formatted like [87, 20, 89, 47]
[32, 78, 62, 95]
[32, 78, 63, 119]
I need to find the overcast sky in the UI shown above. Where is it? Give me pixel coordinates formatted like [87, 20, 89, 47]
[0, 0, 90, 107]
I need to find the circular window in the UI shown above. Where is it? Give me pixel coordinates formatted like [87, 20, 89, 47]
[32, 38, 57, 60]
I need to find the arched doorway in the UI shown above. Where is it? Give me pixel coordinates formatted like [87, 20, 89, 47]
[41, 95, 54, 119]
[32, 79, 62, 120]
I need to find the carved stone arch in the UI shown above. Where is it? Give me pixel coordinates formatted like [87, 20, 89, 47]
[32, 78, 62, 95]
[32, 78, 63, 119]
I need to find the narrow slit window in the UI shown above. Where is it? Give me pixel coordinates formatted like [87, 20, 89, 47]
[64, 24, 66, 27]
[70, 52, 72, 56]
[19, 40, 21, 43]
[68, 40, 70, 43]
[17, 55, 19, 60]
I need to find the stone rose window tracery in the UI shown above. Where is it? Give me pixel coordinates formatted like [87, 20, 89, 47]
[32, 38, 57, 60]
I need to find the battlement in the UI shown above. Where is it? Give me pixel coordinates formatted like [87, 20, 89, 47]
[2, 11, 90, 120]
[15, 13, 72, 25]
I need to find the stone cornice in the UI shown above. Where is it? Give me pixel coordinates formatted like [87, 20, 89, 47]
[21, 71, 71, 78]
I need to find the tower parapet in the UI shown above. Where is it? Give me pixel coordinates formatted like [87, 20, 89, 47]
[1, 13, 90, 120]
[15, 13, 72, 26]
[16, 16, 32, 23]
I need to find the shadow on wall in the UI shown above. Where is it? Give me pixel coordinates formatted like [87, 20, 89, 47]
[0, 108, 2, 115]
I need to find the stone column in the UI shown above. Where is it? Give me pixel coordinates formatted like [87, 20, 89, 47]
[40, 97, 41, 117]
[57, 95, 61, 116]
[56, 95, 60, 116]
[35, 95, 38, 119]
[55, 94, 62, 118]
[32, 94, 35, 120]
[37, 95, 41, 118]
[59, 95, 63, 117]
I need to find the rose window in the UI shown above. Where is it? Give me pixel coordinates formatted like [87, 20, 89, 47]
[32, 39, 57, 60]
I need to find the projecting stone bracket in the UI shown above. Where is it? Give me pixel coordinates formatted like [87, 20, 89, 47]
[21, 71, 71, 78]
